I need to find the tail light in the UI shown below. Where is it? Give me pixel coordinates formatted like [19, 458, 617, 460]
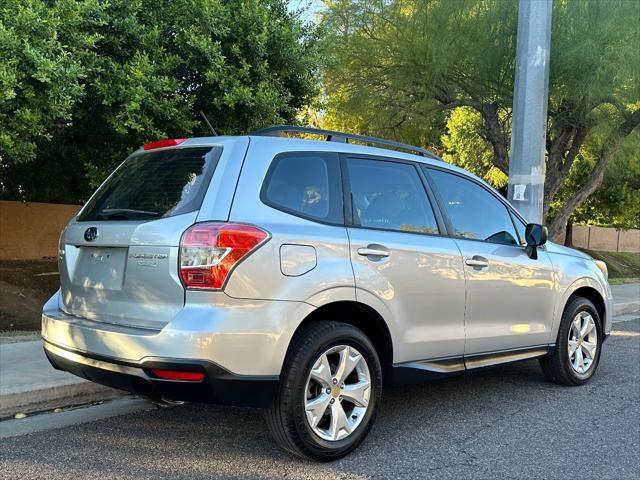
[179, 223, 269, 290]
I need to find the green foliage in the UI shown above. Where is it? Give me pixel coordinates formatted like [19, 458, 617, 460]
[1, 0, 320, 202]
[321, 0, 517, 135]
[0, 0, 90, 163]
[320, 0, 639, 231]
[441, 107, 507, 189]
[555, 130, 640, 229]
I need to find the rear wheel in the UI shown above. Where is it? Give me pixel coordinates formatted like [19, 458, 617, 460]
[540, 297, 602, 386]
[266, 321, 382, 461]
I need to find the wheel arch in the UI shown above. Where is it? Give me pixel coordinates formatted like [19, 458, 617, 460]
[554, 277, 608, 339]
[285, 300, 394, 384]
[568, 287, 606, 328]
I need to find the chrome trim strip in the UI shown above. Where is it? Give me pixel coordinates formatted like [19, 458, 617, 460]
[396, 345, 552, 373]
[408, 357, 466, 373]
[464, 347, 549, 370]
[45, 309, 162, 335]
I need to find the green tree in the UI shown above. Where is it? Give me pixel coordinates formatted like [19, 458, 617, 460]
[1, 0, 320, 203]
[556, 138, 640, 230]
[0, 0, 91, 169]
[321, 0, 639, 239]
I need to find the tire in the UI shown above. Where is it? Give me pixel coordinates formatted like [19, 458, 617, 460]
[539, 296, 603, 386]
[266, 321, 383, 461]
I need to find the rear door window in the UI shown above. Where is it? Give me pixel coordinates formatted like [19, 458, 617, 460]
[79, 146, 221, 221]
[261, 152, 343, 224]
[346, 158, 439, 235]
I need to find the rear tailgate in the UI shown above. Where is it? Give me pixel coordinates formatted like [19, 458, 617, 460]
[59, 213, 200, 330]
[58, 145, 223, 330]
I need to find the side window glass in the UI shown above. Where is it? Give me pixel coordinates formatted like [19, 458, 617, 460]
[347, 158, 439, 235]
[428, 168, 519, 246]
[262, 153, 343, 224]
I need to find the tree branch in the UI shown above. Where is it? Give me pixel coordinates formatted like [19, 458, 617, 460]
[432, 96, 483, 112]
[560, 125, 587, 176]
[479, 103, 510, 174]
[543, 124, 588, 220]
[548, 109, 640, 240]
[432, 95, 509, 174]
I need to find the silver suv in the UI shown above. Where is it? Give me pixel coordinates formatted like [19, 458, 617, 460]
[43, 126, 613, 460]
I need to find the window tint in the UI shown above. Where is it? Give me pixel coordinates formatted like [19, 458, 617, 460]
[428, 169, 519, 246]
[262, 153, 343, 224]
[347, 159, 439, 235]
[79, 147, 220, 222]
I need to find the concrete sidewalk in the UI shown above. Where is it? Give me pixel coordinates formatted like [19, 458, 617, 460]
[611, 283, 640, 316]
[0, 284, 638, 418]
[0, 340, 120, 418]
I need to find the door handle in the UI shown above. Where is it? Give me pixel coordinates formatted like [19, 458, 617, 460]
[357, 247, 390, 258]
[465, 256, 489, 268]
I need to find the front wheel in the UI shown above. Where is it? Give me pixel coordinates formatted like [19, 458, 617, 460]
[266, 321, 383, 461]
[540, 296, 603, 386]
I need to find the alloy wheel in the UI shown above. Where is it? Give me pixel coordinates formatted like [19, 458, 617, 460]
[304, 345, 371, 442]
[567, 311, 598, 375]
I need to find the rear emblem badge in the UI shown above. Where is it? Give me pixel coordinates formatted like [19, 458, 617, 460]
[84, 227, 98, 242]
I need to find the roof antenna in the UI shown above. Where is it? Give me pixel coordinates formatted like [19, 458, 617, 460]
[199, 110, 217, 136]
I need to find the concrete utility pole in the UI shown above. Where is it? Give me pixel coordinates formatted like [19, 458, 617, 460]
[508, 0, 553, 224]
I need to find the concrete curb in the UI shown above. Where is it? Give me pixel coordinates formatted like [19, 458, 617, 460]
[0, 382, 122, 419]
[0, 333, 41, 345]
[0, 340, 122, 418]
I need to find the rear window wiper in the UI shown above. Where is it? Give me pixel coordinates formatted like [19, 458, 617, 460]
[96, 209, 160, 220]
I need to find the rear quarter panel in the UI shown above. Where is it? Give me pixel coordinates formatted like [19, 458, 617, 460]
[221, 137, 356, 303]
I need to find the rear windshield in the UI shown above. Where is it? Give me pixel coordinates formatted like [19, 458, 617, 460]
[79, 146, 221, 222]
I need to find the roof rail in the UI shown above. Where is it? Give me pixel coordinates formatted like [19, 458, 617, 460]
[251, 125, 438, 159]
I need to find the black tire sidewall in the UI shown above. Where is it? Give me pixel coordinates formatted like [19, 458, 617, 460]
[285, 324, 383, 459]
[557, 298, 602, 385]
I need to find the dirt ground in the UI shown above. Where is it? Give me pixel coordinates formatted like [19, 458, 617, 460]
[0, 260, 59, 332]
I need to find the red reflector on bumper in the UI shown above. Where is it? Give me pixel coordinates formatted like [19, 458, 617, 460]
[151, 369, 205, 381]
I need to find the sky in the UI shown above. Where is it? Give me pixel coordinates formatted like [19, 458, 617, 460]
[287, 0, 324, 23]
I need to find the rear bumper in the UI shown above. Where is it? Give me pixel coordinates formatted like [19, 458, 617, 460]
[42, 290, 315, 377]
[44, 341, 278, 407]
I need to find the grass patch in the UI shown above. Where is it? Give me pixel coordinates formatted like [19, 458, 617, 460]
[608, 277, 640, 285]
[583, 250, 640, 280]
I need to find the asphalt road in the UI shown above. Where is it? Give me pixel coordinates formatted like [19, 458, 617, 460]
[1, 318, 638, 480]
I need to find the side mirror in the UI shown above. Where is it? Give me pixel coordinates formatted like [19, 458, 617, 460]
[525, 223, 548, 259]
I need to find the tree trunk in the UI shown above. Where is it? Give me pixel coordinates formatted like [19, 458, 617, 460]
[480, 103, 509, 174]
[433, 96, 637, 241]
[564, 221, 573, 247]
[542, 125, 587, 222]
[547, 109, 640, 241]
[434, 97, 510, 174]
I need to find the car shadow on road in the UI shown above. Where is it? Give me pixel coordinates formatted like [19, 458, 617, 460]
[81, 360, 557, 478]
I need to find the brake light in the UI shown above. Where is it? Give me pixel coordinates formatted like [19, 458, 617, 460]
[151, 369, 205, 381]
[143, 138, 187, 150]
[179, 223, 269, 290]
